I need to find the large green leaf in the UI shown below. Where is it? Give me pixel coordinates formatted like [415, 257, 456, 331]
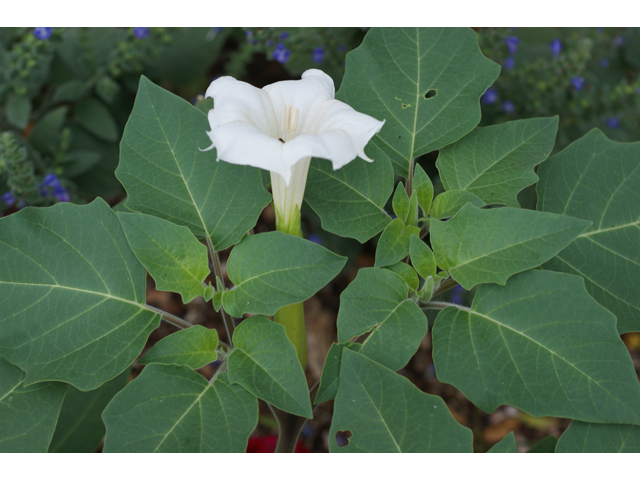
[103, 365, 257, 452]
[338, 27, 500, 177]
[337, 268, 428, 371]
[314, 342, 362, 405]
[430, 204, 591, 290]
[537, 129, 640, 333]
[0, 357, 67, 453]
[432, 269, 640, 425]
[329, 349, 473, 452]
[118, 212, 210, 304]
[116, 76, 271, 252]
[305, 153, 393, 243]
[0, 199, 160, 390]
[437, 117, 559, 206]
[139, 325, 218, 370]
[556, 421, 640, 453]
[48, 368, 129, 453]
[227, 316, 312, 418]
[222, 231, 346, 317]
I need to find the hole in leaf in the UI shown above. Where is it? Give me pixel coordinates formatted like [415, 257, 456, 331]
[424, 89, 437, 99]
[335, 430, 352, 447]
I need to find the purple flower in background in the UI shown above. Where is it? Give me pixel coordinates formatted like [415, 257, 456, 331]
[337, 44, 345, 52]
[450, 285, 464, 305]
[503, 56, 515, 70]
[505, 36, 520, 54]
[33, 27, 52, 40]
[605, 116, 619, 129]
[600, 58, 610, 68]
[614, 36, 625, 46]
[39, 174, 70, 202]
[481, 88, 498, 105]
[133, 27, 150, 39]
[307, 233, 322, 245]
[571, 76, 586, 90]
[549, 38, 562, 57]
[280, 32, 290, 40]
[502, 100, 515, 113]
[312, 46, 325, 64]
[596, 27, 605, 34]
[2, 191, 16, 207]
[266, 39, 273, 47]
[272, 42, 291, 64]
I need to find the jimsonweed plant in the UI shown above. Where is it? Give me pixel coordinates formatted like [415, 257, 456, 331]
[1, 27, 639, 453]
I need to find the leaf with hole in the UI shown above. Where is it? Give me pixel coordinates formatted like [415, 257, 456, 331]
[329, 349, 473, 452]
[338, 27, 500, 177]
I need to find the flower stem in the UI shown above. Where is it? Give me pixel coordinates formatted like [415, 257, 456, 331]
[268, 404, 307, 453]
[274, 302, 306, 370]
[205, 236, 235, 346]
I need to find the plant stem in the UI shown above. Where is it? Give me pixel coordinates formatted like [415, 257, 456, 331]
[268, 405, 307, 453]
[146, 305, 194, 330]
[433, 277, 458, 296]
[406, 157, 415, 198]
[205, 236, 235, 346]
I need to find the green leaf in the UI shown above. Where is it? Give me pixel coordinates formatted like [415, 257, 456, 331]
[430, 204, 591, 290]
[48, 368, 129, 453]
[222, 231, 346, 317]
[118, 212, 210, 304]
[527, 435, 558, 453]
[337, 268, 427, 371]
[116, 76, 271, 252]
[103, 365, 257, 452]
[315, 342, 362, 405]
[392, 182, 411, 223]
[432, 269, 640, 424]
[384, 261, 419, 291]
[537, 129, 640, 333]
[437, 117, 559, 206]
[139, 326, 218, 370]
[487, 432, 517, 453]
[0, 199, 160, 390]
[227, 316, 312, 418]
[410, 235, 436, 280]
[305, 154, 393, 243]
[374, 219, 420, 268]
[0, 357, 67, 453]
[6, 94, 31, 129]
[429, 190, 485, 219]
[556, 421, 640, 453]
[75, 97, 119, 142]
[28, 106, 67, 153]
[338, 27, 500, 177]
[414, 164, 434, 215]
[329, 349, 473, 452]
[52, 80, 91, 102]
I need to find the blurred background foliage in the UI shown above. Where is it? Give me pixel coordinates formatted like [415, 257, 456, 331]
[1, 26, 639, 215]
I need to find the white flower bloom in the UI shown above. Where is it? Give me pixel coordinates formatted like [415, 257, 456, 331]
[204, 69, 384, 234]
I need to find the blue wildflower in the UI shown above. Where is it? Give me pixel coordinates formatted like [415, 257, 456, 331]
[505, 36, 520, 54]
[280, 32, 289, 40]
[605, 116, 619, 129]
[503, 56, 515, 70]
[596, 27, 605, 34]
[614, 36, 625, 46]
[39, 174, 70, 202]
[2, 191, 16, 206]
[571, 76, 586, 90]
[307, 233, 322, 245]
[337, 44, 345, 51]
[266, 39, 273, 47]
[301, 425, 314, 438]
[502, 100, 515, 113]
[33, 27, 52, 40]
[272, 42, 291, 64]
[312, 46, 325, 64]
[133, 27, 150, 39]
[600, 58, 610, 68]
[450, 285, 464, 305]
[481, 88, 498, 105]
[549, 38, 562, 57]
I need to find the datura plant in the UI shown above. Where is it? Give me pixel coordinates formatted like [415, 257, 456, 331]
[1, 27, 639, 454]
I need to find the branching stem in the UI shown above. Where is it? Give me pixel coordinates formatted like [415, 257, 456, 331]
[146, 305, 194, 330]
[205, 237, 235, 346]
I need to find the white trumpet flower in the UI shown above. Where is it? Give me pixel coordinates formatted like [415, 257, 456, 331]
[204, 69, 384, 235]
